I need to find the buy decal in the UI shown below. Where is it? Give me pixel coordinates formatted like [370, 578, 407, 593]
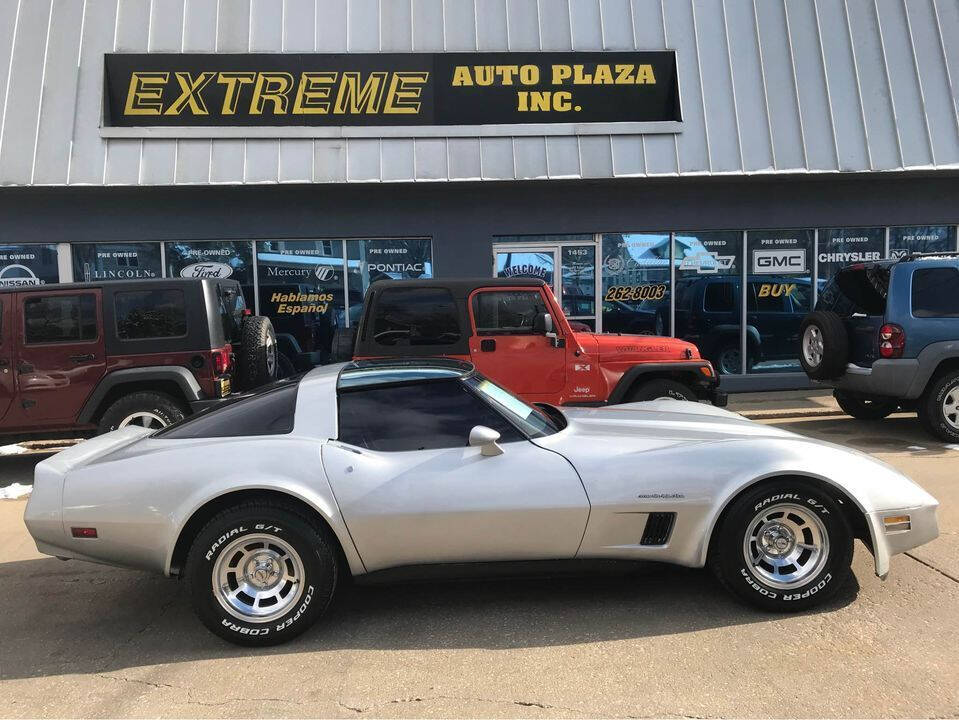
[757, 283, 796, 298]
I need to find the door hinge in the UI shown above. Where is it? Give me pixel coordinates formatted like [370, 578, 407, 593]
[21, 399, 36, 409]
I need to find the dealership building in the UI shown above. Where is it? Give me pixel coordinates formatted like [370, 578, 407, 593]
[0, 0, 957, 390]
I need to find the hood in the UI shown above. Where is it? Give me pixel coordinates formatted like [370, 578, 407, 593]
[573, 332, 701, 362]
[556, 400, 796, 443]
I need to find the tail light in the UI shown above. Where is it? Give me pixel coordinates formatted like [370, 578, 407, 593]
[212, 344, 233, 375]
[878, 324, 905, 359]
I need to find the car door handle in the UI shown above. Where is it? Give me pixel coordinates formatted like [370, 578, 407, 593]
[69, 353, 95, 363]
[480, 339, 496, 352]
[17, 362, 33, 374]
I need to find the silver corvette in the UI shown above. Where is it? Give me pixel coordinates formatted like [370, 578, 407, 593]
[25, 358, 938, 646]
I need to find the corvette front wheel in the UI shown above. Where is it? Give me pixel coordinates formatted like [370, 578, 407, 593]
[709, 480, 853, 612]
[185, 501, 338, 646]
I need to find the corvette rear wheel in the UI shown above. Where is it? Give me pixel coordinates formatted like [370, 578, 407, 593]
[185, 501, 337, 646]
[709, 480, 853, 612]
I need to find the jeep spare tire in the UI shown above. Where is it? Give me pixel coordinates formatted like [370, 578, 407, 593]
[237, 316, 278, 390]
[799, 311, 848, 379]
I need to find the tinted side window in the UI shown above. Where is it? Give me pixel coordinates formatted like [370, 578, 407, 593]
[115, 289, 188, 340]
[371, 287, 460, 346]
[24, 294, 97, 344]
[473, 290, 547, 334]
[338, 379, 522, 452]
[912, 268, 959, 318]
[703, 282, 734, 312]
[157, 382, 299, 438]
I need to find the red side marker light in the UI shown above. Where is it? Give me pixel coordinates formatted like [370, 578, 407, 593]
[71, 527, 98, 539]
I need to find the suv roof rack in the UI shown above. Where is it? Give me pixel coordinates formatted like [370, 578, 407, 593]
[895, 251, 959, 262]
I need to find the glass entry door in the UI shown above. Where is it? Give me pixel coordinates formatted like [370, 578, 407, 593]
[492, 243, 599, 330]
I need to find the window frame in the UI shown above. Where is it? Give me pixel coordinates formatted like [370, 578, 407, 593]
[470, 288, 551, 337]
[369, 286, 461, 348]
[335, 375, 530, 453]
[113, 288, 190, 342]
[910, 266, 959, 319]
[22, 292, 99, 346]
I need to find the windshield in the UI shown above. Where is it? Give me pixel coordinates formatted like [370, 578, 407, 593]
[465, 375, 561, 438]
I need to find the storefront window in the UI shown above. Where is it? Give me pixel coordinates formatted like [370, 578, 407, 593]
[255, 240, 345, 370]
[674, 231, 743, 374]
[0, 244, 60, 287]
[345, 238, 432, 327]
[72, 242, 162, 282]
[165, 241, 254, 287]
[746, 229, 814, 374]
[817, 228, 885, 283]
[889, 226, 957, 258]
[601, 233, 670, 336]
[494, 250, 555, 286]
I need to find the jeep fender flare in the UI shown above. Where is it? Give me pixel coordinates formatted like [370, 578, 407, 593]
[905, 340, 959, 399]
[608, 362, 714, 404]
[78, 366, 203, 424]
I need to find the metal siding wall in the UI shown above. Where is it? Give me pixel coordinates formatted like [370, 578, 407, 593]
[0, 0, 957, 187]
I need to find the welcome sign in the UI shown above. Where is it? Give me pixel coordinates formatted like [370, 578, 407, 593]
[102, 52, 681, 138]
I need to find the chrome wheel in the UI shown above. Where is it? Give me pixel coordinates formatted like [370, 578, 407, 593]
[118, 411, 167, 429]
[802, 325, 824, 368]
[718, 347, 741, 375]
[942, 387, 959, 430]
[743, 503, 829, 589]
[213, 534, 305, 623]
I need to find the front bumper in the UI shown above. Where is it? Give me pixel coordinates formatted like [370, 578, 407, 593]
[865, 503, 939, 578]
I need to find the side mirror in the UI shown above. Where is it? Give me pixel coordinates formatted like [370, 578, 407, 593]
[532, 312, 553, 335]
[469, 425, 504, 456]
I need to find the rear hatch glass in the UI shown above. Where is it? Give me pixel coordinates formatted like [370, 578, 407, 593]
[816, 265, 889, 367]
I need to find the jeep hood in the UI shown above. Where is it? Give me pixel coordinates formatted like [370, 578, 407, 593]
[574, 332, 701, 361]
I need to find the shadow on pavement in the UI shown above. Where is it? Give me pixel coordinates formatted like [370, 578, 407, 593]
[768, 415, 953, 455]
[0, 452, 58, 488]
[0, 554, 859, 681]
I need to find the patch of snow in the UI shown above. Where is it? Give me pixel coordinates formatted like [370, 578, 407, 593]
[0, 483, 31, 499]
[907, 446, 926, 451]
[0, 444, 27, 455]
[945, 444, 959, 451]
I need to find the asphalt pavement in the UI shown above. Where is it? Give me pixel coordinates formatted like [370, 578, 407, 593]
[0, 411, 956, 718]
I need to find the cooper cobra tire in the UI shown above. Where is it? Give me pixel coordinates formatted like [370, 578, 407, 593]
[185, 501, 338, 647]
[97, 391, 185, 434]
[799, 311, 848, 380]
[708, 480, 853, 612]
[627, 379, 697, 402]
[834, 390, 898, 421]
[917, 370, 959, 443]
[236, 315, 278, 390]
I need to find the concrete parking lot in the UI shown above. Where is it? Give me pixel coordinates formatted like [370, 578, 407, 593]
[0, 413, 956, 718]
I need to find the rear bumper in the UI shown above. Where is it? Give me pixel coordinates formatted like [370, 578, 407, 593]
[817, 359, 920, 399]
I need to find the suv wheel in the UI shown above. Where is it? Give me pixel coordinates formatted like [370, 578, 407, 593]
[799, 311, 848, 379]
[918, 370, 959, 442]
[833, 390, 898, 421]
[628, 379, 697, 402]
[185, 501, 338, 646]
[237, 316, 278, 390]
[98, 391, 185, 434]
[709, 480, 853, 612]
[716, 344, 744, 375]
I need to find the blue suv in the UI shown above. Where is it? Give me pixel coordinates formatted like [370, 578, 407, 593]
[799, 253, 959, 441]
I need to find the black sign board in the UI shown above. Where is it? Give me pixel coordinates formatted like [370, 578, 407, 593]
[102, 52, 680, 135]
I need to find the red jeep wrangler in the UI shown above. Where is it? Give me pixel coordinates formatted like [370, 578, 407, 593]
[0, 278, 276, 442]
[353, 278, 724, 406]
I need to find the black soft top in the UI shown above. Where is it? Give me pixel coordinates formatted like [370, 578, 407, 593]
[368, 277, 547, 298]
[354, 277, 549, 357]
